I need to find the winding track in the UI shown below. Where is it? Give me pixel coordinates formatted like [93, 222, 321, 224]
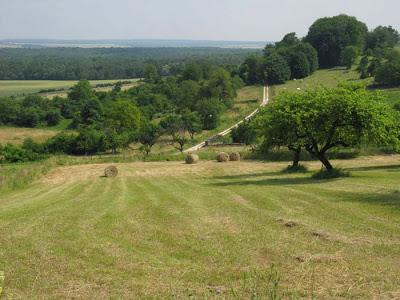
[184, 86, 270, 153]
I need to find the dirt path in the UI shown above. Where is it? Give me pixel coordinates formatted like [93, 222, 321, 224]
[184, 86, 270, 153]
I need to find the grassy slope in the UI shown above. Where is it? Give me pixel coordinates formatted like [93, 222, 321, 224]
[271, 67, 400, 109]
[272, 67, 366, 96]
[0, 79, 139, 97]
[0, 156, 399, 298]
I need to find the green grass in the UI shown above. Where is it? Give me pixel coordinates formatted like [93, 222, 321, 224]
[271, 67, 369, 97]
[0, 79, 139, 97]
[380, 88, 400, 108]
[0, 155, 400, 298]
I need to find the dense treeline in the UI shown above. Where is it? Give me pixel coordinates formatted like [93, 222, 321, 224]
[0, 62, 244, 161]
[240, 14, 400, 87]
[239, 32, 319, 85]
[0, 47, 258, 80]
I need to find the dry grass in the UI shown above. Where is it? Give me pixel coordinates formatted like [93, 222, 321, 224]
[1, 156, 400, 298]
[0, 79, 139, 97]
[0, 127, 59, 145]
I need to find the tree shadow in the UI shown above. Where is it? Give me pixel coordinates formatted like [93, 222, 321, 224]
[346, 164, 400, 172]
[212, 176, 323, 187]
[334, 190, 400, 211]
[213, 171, 282, 180]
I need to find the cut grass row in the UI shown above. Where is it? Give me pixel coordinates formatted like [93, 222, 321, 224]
[0, 156, 399, 298]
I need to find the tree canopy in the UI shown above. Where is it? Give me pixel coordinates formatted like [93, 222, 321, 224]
[305, 15, 368, 68]
[256, 85, 399, 170]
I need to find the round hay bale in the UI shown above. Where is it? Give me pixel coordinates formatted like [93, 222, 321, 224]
[104, 166, 118, 178]
[229, 152, 241, 161]
[216, 152, 229, 163]
[185, 154, 199, 164]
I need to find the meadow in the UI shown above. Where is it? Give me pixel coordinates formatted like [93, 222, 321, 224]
[0, 155, 399, 298]
[0, 79, 139, 97]
[0, 67, 399, 299]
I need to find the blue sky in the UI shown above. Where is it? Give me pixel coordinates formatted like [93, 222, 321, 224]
[0, 0, 399, 41]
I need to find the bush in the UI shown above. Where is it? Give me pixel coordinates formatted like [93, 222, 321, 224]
[264, 53, 291, 84]
[374, 58, 400, 86]
[46, 132, 77, 154]
[283, 164, 308, 173]
[231, 121, 257, 145]
[312, 168, 350, 180]
[0, 144, 47, 163]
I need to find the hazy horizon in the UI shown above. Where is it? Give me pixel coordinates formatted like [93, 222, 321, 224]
[0, 0, 399, 41]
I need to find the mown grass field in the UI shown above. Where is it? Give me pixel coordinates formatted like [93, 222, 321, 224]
[0, 79, 139, 97]
[0, 155, 399, 298]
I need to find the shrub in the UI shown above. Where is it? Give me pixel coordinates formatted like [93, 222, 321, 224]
[0, 144, 47, 163]
[312, 168, 350, 180]
[231, 121, 257, 145]
[283, 164, 308, 173]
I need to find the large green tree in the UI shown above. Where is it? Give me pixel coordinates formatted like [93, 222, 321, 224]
[257, 85, 399, 170]
[366, 26, 400, 50]
[264, 53, 291, 84]
[305, 15, 368, 68]
[103, 99, 142, 153]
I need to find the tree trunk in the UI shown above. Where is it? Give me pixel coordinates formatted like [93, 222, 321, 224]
[291, 147, 301, 168]
[318, 153, 333, 170]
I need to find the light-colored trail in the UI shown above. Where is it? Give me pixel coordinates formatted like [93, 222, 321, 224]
[184, 86, 270, 153]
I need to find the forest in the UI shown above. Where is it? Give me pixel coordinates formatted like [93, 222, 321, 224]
[0, 47, 258, 80]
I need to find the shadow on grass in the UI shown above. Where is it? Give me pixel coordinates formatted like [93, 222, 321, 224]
[213, 171, 282, 180]
[334, 190, 400, 211]
[212, 176, 321, 187]
[346, 164, 400, 172]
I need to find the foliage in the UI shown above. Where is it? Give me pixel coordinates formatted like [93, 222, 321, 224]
[341, 46, 359, 69]
[374, 52, 400, 86]
[160, 114, 189, 152]
[138, 122, 160, 158]
[144, 64, 160, 83]
[239, 55, 265, 85]
[264, 53, 291, 84]
[256, 85, 399, 170]
[231, 120, 257, 145]
[0, 143, 47, 163]
[312, 168, 350, 180]
[366, 26, 400, 50]
[357, 56, 371, 79]
[305, 15, 368, 67]
[0, 47, 257, 80]
[288, 51, 310, 79]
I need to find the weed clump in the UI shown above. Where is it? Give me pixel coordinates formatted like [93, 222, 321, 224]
[185, 154, 199, 164]
[283, 164, 308, 173]
[312, 168, 349, 180]
[216, 152, 229, 163]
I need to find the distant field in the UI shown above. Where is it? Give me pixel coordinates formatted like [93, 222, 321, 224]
[0, 155, 399, 298]
[0, 79, 140, 97]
